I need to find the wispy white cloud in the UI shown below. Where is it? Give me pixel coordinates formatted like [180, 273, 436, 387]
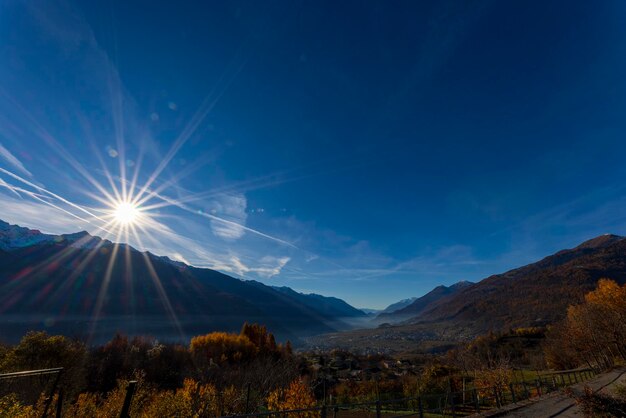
[0, 143, 31, 177]
[217, 255, 291, 278]
[208, 193, 248, 240]
[0, 192, 91, 234]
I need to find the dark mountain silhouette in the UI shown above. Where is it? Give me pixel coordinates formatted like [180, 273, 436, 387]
[377, 281, 473, 321]
[0, 221, 363, 344]
[271, 286, 366, 319]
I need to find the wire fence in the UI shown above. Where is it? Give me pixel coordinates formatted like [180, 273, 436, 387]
[218, 368, 596, 418]
[0, 367, 596, 417]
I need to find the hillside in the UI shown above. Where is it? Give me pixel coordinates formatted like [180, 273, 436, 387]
[308, 234, 626, 353]
[417, 234, 626, 329]
[0, 221, 363, 344]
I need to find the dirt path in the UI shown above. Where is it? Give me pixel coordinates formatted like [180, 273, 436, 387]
[501, 367, 626, 417]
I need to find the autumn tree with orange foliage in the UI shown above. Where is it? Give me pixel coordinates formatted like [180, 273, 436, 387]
[187, 324, 298, 412]
[267, 379, 317, 417]
[190, 323, 293, 370]
[1, 324, 298, 416]
[544, 278, 626, 370]
[190, 332, 258, 368]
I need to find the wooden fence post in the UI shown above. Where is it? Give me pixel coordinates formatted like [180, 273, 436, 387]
[418, 396, 424, 418]
[245, 382, 251, 413]
[509, 384, 517, 403]
[56, 389, 63, 418]
[375, 399, 381, 418]
[450, 393, 456, 418]
[493, 387, 500, 408]
[119, 380, 137, 418]
[42, 369, 63, 418]
[535, 379, 542, 396]
[472, 389, 480, 412]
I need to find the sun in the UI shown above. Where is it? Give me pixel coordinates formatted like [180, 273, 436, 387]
[113, 201, 141, 225]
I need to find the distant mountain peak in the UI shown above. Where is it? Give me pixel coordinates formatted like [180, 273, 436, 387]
[449, 280, 474, 289]
[377, 280, 475, 320]
[152, 253, 187, 268]
[379, 297, 418, 314]
[62, 231, 105, 249]
[0, 220, 51, 250]
[575, 234, 624, 250]
[270, 285, 366, 319]
[63, 230, 91, 240]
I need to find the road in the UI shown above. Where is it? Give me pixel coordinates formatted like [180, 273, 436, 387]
[502, 367, 626, 417]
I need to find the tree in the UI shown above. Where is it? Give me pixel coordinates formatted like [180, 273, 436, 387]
[267, 379, 317, 418]
[0, 331, 87, 400]
[190, 332, 257, 368]
[544, 279, 626, 370]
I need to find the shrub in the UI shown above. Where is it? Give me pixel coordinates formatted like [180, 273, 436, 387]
[574, 386, 626, 417]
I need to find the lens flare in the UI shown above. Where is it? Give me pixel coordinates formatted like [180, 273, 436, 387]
[113, 201, 140, 225]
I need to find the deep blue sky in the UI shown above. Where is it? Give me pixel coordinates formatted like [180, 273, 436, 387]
[1, 0, 626, 308]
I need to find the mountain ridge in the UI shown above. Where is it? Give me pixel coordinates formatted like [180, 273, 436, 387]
[377, 280, 473, 321]
[0, 220, 363, 344]
[414, 233, 626, 329]
[306, 233, 626, 353]
[379, 297, 418, 314]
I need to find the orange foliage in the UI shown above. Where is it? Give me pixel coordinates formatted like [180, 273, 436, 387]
[473, 364, 513, 397]
[190, 323, 290, 369]
[62, 377, 244, 417]
[545, 278, 626, 369]
[267, 379, 317, 417]
[143, 378, 222, 417]
[190, 332, 257, 366]
[241, 323, 277, 354]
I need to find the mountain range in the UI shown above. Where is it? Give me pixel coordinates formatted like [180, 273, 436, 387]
[416, 234, 626, 329]
[375, 280, 473, 322]
[3, 219, 626, 352]
[0, 220, 366, 344]
[307, 234, 626, 353]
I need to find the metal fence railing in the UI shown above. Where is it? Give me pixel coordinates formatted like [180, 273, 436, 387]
[0, 367, 64, 417]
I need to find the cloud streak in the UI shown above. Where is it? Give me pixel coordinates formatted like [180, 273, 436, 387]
[0, 143, 31, 177]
